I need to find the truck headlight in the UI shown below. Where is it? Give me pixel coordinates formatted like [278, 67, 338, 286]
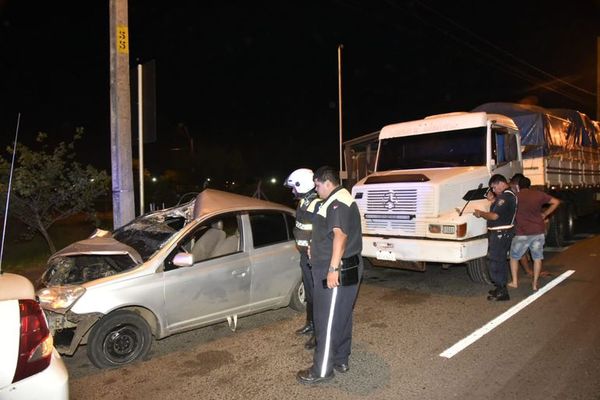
[37, 285, 86, 313]
[428, 224, 441, 233]
[442, 225, 455, 234]
[428, 223, 467, 238]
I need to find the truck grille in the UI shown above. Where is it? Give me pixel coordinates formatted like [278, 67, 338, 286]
[361, 187, 434, 235]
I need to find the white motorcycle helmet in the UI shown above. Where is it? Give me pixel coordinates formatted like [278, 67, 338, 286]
[285, 168, 314, 197]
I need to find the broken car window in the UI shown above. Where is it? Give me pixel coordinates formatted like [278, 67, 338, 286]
[113, 216, 187, 261]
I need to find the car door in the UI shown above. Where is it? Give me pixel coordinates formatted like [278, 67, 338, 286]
[246, 211, 300, 310]
[162, 213, 250, 333]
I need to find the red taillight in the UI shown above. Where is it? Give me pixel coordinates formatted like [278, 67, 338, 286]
[12, 299, 53, 383]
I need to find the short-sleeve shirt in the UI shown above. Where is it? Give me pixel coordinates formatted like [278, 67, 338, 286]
[310, 186, 362, 263]
[515, 188, 553, 235]
[488, 189, 517, 229]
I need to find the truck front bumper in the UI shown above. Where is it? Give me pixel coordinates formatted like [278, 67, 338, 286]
[362, 235, 488, 264]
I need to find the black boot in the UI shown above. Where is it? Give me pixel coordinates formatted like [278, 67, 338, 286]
[488, 286, 499, 296]
[304, 335, 316, 350]
[488, 286, 510, 301]
[295, 321, 314, 335]
[295, 302, 314, 335]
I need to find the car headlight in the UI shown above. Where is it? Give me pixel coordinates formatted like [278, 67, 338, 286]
[37, 285, 86, 313]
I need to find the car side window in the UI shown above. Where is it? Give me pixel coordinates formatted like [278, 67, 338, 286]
[249, 212, 289, 248]
[164, 213, 241, 271]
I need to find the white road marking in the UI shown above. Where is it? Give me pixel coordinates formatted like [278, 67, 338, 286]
[439, 270, 575, 359]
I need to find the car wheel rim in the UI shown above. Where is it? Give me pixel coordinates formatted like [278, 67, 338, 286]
[103, 325, 143, 364]
[298, 282, 306, 304]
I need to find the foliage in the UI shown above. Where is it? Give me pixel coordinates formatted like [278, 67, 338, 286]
[0, 131, 110, 253]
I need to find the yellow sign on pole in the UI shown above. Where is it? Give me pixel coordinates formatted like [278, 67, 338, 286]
[117, 26, 129, 54]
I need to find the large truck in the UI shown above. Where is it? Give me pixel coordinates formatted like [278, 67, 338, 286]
[350, 105, 600, 283]
[350, 111, 523, 283]
[473, 103, 600, 248]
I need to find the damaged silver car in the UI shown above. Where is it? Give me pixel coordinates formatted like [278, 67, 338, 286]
[37, 189, 305, 368]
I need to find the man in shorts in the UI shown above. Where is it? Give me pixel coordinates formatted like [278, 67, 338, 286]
[508, 176, 560, 291]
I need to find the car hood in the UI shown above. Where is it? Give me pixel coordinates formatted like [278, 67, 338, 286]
[49, 236, 143, 264]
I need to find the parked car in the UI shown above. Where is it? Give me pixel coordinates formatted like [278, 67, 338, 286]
[0, 272, 69, 399]
[37, 189, 305, 368]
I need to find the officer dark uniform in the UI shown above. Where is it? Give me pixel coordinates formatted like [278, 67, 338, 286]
[285, 169, 321, 348]
[297, 167, 362, 384]
[474, 174, 517, 301]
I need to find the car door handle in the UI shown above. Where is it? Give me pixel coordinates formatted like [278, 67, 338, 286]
[232, 270, 247, 278]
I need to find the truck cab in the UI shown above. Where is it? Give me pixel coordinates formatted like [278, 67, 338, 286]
[351, 111, 522, 282]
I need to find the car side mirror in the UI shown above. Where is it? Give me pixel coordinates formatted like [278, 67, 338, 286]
[172, 252, 194, 267]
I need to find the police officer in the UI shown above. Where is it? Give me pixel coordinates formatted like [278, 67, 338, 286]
[297, 166, 363, 384]
[474, 174, 518, 301]
[285, 168, 321, 349]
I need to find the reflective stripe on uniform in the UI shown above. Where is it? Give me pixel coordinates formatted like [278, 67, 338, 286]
[296, 239, 309, 247]
[295, 221, 313, 231]
[488, 225, 514, 231]
[320, 286, 338, 377]
[307, 198, 321, 213]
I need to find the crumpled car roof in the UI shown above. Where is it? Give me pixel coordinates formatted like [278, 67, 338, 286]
[193, 189, 293, 219]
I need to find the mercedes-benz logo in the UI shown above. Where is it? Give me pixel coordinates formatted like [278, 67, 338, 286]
[384, 193, 395, 210]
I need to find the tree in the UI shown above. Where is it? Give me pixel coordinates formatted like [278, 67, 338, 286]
[0, 131, 110, 253]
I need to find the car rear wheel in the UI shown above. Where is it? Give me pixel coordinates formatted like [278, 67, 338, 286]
[288, 280, 306, 311]
[87, 310, 153, 369]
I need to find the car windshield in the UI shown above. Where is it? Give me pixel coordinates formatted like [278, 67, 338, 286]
[377, 127, 487, 171]
[113, 215, 187, 261]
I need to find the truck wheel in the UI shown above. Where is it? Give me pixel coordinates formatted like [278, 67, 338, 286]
[87, 310, 153, 369]
[546, 209, 566, 248]
[466, 257, 492, 284]
[288, 280, 306, 312]
[563, 203, 576, 240]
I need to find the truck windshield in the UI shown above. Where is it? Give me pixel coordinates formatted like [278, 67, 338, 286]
[377, 127, 487, 171]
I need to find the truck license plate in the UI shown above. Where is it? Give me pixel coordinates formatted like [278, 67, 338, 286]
[376, 250, 396, 261]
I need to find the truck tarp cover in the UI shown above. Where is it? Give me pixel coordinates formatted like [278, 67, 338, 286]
[472, 102, 600, 159]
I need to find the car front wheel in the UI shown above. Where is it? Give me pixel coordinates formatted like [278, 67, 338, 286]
[288, 280, 306, 311]
[87, 310, 153, 369]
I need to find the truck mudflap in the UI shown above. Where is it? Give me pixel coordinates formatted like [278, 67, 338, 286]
[45, 310, 103, 356]
[368, 258, 426, 271]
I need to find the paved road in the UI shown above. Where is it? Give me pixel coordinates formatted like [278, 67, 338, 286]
[64, 229, 600, 399]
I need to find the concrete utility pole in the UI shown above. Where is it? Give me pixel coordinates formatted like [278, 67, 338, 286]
[109, 0, 135, 228]
[338, 44, 347, 182]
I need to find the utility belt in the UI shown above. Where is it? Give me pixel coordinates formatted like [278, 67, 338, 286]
[488, 226, 514, 233]
[322, 254, 361, 288]
[341, 254, 360, 268]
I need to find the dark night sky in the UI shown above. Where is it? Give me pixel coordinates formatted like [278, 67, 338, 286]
[1, 1, 599, 191]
